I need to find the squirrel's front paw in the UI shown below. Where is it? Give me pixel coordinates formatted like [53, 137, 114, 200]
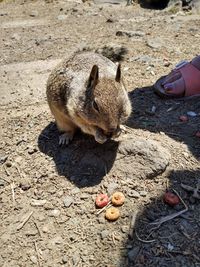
[94, 129, 107, 144]
[59, 132, 74, 146]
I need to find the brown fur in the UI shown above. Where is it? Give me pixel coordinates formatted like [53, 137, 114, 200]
[46, 52, 132, 144]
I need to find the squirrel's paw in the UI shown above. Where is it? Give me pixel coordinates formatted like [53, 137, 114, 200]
[59, 132, 73, 146]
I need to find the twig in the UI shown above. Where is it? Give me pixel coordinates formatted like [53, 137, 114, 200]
[135, 230, 156, 243]
[96, 201, 112, 215]
[16, 211, 33, 230]
[4, 165, 10, 176]
[34, 241, 41, 267]
[15, 165, 22, 178]
[11, 182, 15, 205]
[34, 221, 42, 237]
[129, 210, 139, 239]
[150, 189, 188, 227]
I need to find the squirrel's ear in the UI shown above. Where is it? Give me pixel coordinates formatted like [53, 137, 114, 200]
[88, 65, 99, 88]
[115, 63, 121, 83]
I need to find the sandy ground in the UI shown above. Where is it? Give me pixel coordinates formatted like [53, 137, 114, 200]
[0, 1, 200, 266]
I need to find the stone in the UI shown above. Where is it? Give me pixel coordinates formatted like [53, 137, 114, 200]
[0, 155, 8, 164]
[128, 246, 140, 262]
[72, 251, 80, 266]
[146, 38, 163, 49]
[107, 182, 118, 195]
[63, 196, 74, 208]
[100, 229, 110, 239]
[30, 10, 39, 17]
[49, 209, 60, 217]
[128, 190, 140, 198]
[57, 15, 68, 20]
[30, 255, 37, 264]
[62, 255, 68, 264]
[116, 138, 171, 179]
[116, 30, 145, 38]
[31, 199, 47, 206]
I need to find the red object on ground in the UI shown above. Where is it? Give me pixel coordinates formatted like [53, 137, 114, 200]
[179, 115, 188, 122]
[95, 194, 109, 208]
[195, 131, 200, 137]
[163, 192, 180, 206]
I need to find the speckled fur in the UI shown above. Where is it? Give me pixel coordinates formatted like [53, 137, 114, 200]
[46, 52, 132, 143]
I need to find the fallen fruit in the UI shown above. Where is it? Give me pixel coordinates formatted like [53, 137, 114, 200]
[105, 207, 120, 221]
[111, 192, 125, 206]
[179, 115, 188, 122]
[95, 194, 109, 208]
[163, 192, 180, 206]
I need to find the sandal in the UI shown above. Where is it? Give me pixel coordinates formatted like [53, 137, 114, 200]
[153, 59, 200, 99]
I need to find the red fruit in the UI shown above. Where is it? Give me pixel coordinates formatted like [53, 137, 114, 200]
[95, 194, 109, 208]
[179, 115, 188, 122]
[163, 192, 180, 206]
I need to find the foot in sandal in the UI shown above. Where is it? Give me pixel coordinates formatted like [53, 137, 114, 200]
[153, 55, 200, 98]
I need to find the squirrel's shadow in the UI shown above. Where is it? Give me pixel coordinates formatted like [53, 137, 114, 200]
[38, 123, 118, 188]
[128, 86, 200, 158]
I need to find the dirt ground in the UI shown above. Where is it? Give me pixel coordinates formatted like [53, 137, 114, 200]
[0, 0, 200, 266]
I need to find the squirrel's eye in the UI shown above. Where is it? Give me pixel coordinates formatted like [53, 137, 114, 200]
[92, 100, 99, 112]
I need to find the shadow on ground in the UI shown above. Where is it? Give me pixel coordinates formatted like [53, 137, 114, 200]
[119, 87, 200, 266]
[127, 86, 200, 158]
[38, 122, 118, 187]
[121, 168, 200, 267]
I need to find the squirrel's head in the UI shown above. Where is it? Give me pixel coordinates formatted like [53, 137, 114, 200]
[83, 63, 132, 140]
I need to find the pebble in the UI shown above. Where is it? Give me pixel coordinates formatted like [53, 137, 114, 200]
[72, 251, 80, 266]
[6, 161, 12, 167]
[128, 190, 140, 198]
[128, 246, 140, 262]
[187, 111, 197, 117]
[71, 187, 81, 194]
[100, 229, 110, 239]
[57, 15, 68, 20]
[63, 196, 74, 207]
[62, 255, 68, 264]
[49, 209, 61, 217]
[29, 10, 38, 17]
[30, 255, 37, 264]
[146, 38, 163, 49]
[31, 199, 47, 206]
[19, 182, 31, 191]
[116, 30, 145, 38]
[121, 226, 128, 233]
[107, 182, 118, 195]
[27, 146, 37, 155]
[0, 155, 8, 164]
[139, 191, 147, 197]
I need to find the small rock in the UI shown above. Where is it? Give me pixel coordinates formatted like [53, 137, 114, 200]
[44, 201, 54, 210]
[27, 146, 37, 155]
[30, 255, 37, 264]
[116, 30, 145, 38]
[30, 10, 38, 17]
[100, 230, 110, 239]
[128, 190, 140, 198]
[6, 161, 12, 167]
[79, 193, 89, 199]
[72, 251, 80, 266]
[62, 255, 68, 264]
[63, 196, 74, 208]
[128, 246, 140, 262]
[121, 226, 128, 233]
[19, 182, 31, 191]
[0, 155, 8, 164]
[49, 209, 60, 217]
[139, 191, 147, 197]
[57, 14, 68, 20]
[107, 182, 118, 195]
[71, 187, 81, 194]
[0, 178, 7, 187]
[42, 225, 50, 233]
[31, 199, 47, 206]
[146, 38, 163, 49]
[187, 111, 197, 117]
